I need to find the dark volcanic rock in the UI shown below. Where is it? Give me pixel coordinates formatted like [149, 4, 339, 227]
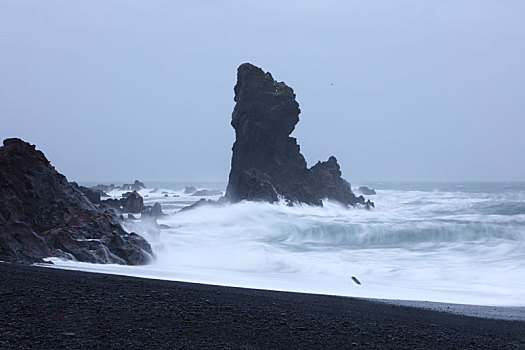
[142, 203, 164, 217]
[94, 188, 110, 197]
[119, 180, 146, 191]
[179, 198, 217, 212]
[235, 169, 279, 203]
[121, 191, 144, 213]
[191, 189, 223, 197]
[0, 138, 153, 265]
[307, 156, 355, 205]
[102, 190, 144, 214]
[72, 183, 102, 204]
[225, 63, 368, 207]
[150, 203, 164, 216]
[357, 186, 376, 195]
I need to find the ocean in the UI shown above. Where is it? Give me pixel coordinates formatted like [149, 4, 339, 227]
[50, 181, 525, 307]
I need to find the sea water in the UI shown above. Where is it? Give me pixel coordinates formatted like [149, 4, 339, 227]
[49, 182, 525, 307]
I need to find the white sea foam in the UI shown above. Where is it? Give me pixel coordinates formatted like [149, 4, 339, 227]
[48, 182, 525, 307]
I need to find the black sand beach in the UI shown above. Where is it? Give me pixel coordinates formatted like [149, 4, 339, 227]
[1, 263, 524, 349]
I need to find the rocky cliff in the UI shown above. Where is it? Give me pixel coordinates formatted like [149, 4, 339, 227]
[225, 63, 368, 207]
[0, 138, 153, 265]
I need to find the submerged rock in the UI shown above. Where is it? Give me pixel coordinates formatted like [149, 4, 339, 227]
[225, 63, 370, 207]
[0, 138, 153, 265]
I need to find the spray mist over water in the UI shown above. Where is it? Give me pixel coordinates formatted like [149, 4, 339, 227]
[50, 182, 525, 306]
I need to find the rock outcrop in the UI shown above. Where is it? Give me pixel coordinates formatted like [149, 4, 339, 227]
[225, 63, 369, 207]
[119, 180, 146, 192]
[179, 198, 217, 212]
[0, 138, 153, 265]
[102, 190, 144, 214]
[72, 183, 103, 204]
[142, 203, 165, 218]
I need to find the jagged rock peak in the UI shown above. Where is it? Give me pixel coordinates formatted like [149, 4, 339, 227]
[225, 63, 369, 208]
[0, 138, 153, 265]
[232, 63, 300, 141]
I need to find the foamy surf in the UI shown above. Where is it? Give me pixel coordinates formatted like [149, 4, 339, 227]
[46, 182, 525, 307]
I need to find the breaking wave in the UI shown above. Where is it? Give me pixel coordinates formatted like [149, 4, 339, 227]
[49, 182, 525, 306]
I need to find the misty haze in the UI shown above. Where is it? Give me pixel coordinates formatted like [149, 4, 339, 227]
[1, 1, 525, 348]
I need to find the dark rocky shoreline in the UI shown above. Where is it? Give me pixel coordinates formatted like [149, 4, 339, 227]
[0, 138, 153, 265]
[1, 263, 523, 349]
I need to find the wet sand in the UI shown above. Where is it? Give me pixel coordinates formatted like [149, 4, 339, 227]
[1, 263, 524, 349]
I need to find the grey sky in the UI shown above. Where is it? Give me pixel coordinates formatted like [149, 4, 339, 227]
[1, 0, 524, 182]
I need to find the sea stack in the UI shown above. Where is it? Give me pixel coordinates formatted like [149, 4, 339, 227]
[225, 63, 367, 207]
[0, 138, 153, 265]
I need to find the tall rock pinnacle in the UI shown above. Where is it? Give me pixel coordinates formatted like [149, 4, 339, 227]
[225, 63, 369, 207]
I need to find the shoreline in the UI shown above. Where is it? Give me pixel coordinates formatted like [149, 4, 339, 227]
[372, 298, 525, 322]
[1, 263, 524, 349]
[41, 261, 525, 321]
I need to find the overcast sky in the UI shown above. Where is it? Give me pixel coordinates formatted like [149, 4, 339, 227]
[1, 0, 524, 182]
